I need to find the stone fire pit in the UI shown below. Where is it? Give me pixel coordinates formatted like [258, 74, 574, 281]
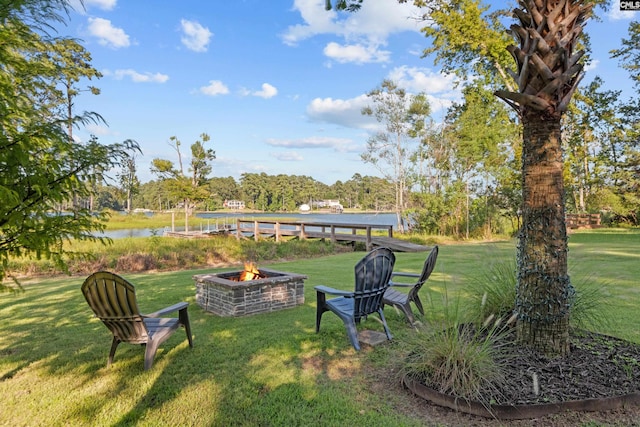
[193, 268, 307, 317]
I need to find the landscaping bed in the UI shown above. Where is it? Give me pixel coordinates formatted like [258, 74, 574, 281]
[399, 329, 640, 423]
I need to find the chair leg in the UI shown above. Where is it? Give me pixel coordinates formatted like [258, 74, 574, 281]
[400, 303, 415, 324]
[413, 295, 425, 316]
[315, 291, 327, 333]
[107, 337, 120, 367]
[179, 307, 193, 348]
[343, 318, 361, 351]
[144, 341, 160, 370]
[377, 309, 393, 341]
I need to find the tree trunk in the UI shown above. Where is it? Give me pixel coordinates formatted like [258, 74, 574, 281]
[516, 111, 572, 356]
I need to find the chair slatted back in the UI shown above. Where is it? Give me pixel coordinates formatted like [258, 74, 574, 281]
[81, 271, 149, 344]
[353, 247, 395, 321]
[407, 246, 439, 301]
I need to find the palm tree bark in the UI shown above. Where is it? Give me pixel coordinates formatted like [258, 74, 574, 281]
[516, 109, 571, 355]
[495, 0, 592, 355]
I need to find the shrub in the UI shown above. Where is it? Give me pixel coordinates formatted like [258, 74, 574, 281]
[569, 271, 614, 332]
[464, 257, 517, 324]
[401, 288, 511, 405]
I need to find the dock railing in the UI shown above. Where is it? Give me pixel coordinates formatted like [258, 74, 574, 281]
[566, 213, 601, 229]
[235, 219, 393, 251]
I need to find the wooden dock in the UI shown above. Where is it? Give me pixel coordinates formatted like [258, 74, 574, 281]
[163, 218, 235, 238]
[234, 219, 429, 252]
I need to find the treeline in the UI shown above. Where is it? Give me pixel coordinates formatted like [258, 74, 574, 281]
[96, 173, 397, 214]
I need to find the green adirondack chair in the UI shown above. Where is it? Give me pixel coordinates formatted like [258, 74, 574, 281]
[315, 247, 396, 350]
[81, 271, 193, 370]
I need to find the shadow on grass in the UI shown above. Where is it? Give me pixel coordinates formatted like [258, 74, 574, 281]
[0, 255, 408, 425]
[11, 238, 634, 425]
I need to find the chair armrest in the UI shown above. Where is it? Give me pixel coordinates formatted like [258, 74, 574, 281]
[144, 301, 189, 318]
[388, 281, 414, 288]
[391, 272, 420, 278]
[314, 285, 353, 297]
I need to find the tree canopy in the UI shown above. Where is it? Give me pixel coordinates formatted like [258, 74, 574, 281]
[0, 0, 140, 288]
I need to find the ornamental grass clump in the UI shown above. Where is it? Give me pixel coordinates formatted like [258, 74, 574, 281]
[463, 257, 517, 324]
[463, 256, 613, 333]
[568, 270, 614, 332]
[465, 259, 612, 331]
[402, 292, 513, 406]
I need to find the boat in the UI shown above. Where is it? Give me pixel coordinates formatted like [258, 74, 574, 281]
[299, 204, 311, 213]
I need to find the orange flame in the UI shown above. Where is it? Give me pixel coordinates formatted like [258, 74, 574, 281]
[239, 262, 261, 281]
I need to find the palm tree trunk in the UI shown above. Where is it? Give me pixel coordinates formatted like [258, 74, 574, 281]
[516, 110, 572, 356]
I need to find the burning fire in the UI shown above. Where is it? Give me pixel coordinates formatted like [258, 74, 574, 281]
[239, 262, 262, 281]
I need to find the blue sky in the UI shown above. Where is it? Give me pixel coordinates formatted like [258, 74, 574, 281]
[58, 0, 638, 185]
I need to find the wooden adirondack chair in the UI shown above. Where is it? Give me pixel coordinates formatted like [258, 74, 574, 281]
[382, 245, 439, 324]
[315, 247, 396, 351]
[81, 271, 193, 370]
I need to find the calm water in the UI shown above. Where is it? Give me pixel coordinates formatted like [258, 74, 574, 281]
[102, 212, 398, 239]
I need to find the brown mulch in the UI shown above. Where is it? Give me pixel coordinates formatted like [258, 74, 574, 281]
[491, 330, 640, 406]
[366, 330, 640, 426]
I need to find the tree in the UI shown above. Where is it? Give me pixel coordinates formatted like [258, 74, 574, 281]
[0, 0, 140, 288]
[324, 0, 363, 11]
[445, 83, 517, 238]
[150, 134, 215, 229]
[118, 141, 141, 213]
[611, 21, 640, 89]
[48, 38, 103, 141]
[208, 176, 241, 209]
[494, 0, 593, 355]
[609, 21, 640, 224]
[189, 133, 215, 188]
[413, 0, 515, 90]
[361, 79, 431, 232]
[563, 77, 625, 214]
[47, 36, 103, 212]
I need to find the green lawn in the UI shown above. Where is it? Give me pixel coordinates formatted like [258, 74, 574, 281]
[1, 229, 639, 426]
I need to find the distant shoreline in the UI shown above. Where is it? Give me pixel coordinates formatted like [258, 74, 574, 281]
[195, 209, 394, 215]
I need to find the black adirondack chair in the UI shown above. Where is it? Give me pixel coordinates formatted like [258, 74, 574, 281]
[81, 271, 193, 370]
[315, 247, 396, 350]
[382, 245, 439, 324]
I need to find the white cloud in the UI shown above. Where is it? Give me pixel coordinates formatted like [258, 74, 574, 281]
[200, 80, 230, 96]
[323, 42, 390, 64]
[306, 67, 462, 129]
[87, 17, 130, 48]
[282, 0, 340, 46]
[270, 151, 304, 161]
[239, 83, 278, 98]
[266, 136, 355, 151]
[609, 0, 639, 20]
[306, 95, 378, 130]
[107, 69, 169, 83]
[180, 19, 213, 52]
[387, 66, 454, 93]
[386, 66, 462, 114]
[584, 59, 599, 73]
[283, 0, 423, 63]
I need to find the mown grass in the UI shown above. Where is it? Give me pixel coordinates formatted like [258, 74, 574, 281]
[1, 229, 639, 426]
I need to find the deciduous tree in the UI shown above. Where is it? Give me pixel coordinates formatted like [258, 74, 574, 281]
[361, 79, 431, 232]
[150, 134, 215, 229]
[0, 0, 140, 288]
